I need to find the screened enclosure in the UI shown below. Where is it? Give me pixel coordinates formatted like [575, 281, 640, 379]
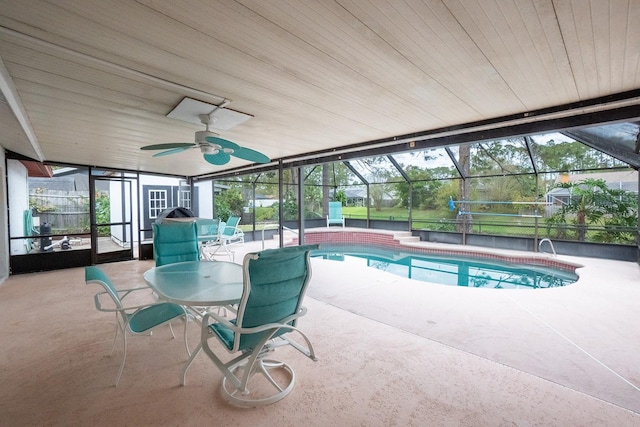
[192, 120, 639, 251]
[8, 119, 640, 273]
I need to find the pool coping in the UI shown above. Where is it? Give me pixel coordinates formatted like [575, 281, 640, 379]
[293, 228, 583, 272]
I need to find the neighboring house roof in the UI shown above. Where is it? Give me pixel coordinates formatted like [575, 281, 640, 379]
[554, 170, 638, 186]
[549, 170, 638, 196]
[344, 188, 366, 199]
[343, 186, 396, 200]
[20, 161, 53, 177]
[29, 176, 78, 192]
[30, 173, 109, 192]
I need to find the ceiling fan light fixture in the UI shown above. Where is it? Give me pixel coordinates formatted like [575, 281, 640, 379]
[200, 145, 219, 155]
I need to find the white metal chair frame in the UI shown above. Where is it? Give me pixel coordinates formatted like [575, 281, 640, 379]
[206, 216, 244, 261]
[181, 246, 318, 407]
[87, 269, 191, 386]
[196, 218, 222, 260]
[191, 307, 316, 407]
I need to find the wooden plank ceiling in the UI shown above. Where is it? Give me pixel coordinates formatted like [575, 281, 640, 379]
[0, 0, 639, 177]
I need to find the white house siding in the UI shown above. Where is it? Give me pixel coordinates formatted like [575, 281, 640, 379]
[6, 159, 28, 256]
[0, 150, 11, 282]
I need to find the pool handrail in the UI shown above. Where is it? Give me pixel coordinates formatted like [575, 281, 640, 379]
[260, 224, 298, 250]
[538, 238, 557, 257]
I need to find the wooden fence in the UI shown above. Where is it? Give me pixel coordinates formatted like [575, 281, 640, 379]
[29, 190, 90, 232]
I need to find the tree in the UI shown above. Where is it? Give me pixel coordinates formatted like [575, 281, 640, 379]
[95, 191, 111, 236]
[370, 184, 386, 211]
[457, 145, 472, 232]
[214, 187, 244, 221]
[334, 189, 347, 205]
[322, 164, 331, 215]
[393, 166, 443, 209]
[546, 178, 637, 243]
[355, 157, 394, 211]
[534, 139, 622, 171]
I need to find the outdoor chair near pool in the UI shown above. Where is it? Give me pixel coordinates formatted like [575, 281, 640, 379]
[152, 221, 200, 266]
[153, 220, 227, 316]
[181, 244, 319, 407]
[326, 201, 345, 227]
[206, 215, 244, 261]
[85, 266, 190, 386]
[220, 215, 244, 245]
[196, 218, 221, 260]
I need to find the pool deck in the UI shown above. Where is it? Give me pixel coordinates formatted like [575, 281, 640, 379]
[1, 229, 639, 425]
[267, 229, 640, 416]
[224, 229, 640, 418]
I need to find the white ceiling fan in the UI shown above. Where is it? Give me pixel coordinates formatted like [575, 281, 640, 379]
[141, 99, 270, 165]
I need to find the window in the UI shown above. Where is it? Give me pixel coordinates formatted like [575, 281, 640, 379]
[179, 189, 191, 210]
[148, 190, 167, 219]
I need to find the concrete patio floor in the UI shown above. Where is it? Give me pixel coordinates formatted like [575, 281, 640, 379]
[1, 238, 639, 426]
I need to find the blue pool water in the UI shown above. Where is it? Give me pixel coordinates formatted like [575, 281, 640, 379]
[311, 245, 578, 289]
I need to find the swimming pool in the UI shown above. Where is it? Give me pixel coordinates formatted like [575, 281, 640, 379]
[311, 245, 578, 289]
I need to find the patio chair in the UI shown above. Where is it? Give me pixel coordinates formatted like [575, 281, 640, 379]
[326, 201, 345, 227]
[196, 218, 221, 260]
[207, 216, 244, 261]
[85, 266, 190, 386]
[181, 244, 319, 407]
[152, 221, 200, 266]
[220, 215, 244, 245]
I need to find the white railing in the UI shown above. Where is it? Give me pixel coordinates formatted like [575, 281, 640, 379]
[260, 224, 299, 250]
[538, 238, 557, 256]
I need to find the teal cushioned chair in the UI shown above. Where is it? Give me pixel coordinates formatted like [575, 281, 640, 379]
[326, 201, 345, 227]
[85, 266, 190, 386]
[207, 216, 244, 261]
[196, 218, 221, 260]
[181, 244, 319, 407]
[152, 221, 200, 266]
[219, 215, 244, 245]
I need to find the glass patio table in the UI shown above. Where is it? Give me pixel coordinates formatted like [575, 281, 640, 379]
[143, 260, 243, 307]
[144, 260, 244, 384]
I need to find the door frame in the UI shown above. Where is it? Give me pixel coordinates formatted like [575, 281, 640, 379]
[90, 173, 137, 264]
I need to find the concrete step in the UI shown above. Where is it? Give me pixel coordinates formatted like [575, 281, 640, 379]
[273, 230, 298, 244]
[395, 235, 420, 244]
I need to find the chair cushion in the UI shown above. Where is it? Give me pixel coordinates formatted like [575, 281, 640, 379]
[236, 245, 317, 349]
[153, 222, 199, 266]
[211, 320, 281, 352]
[128, 303, 184, 334]
[210, 321, 236, 351]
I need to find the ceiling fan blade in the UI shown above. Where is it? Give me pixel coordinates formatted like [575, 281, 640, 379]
[152, 147, 192, 157]
[231, 146, 270, 164]
[203, 151, 231, 165]
[205, 136, 240, 150]
[205, 136, 269, 164]
[141, 143, 194, 150]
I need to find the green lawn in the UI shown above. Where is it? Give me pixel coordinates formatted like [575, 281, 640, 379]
[343, 206, 542, 236]
[342, 206, 453, 220]
[241, 206, 635, 243]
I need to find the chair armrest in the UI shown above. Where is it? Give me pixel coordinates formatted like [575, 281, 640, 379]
[93, 291, 168, 313]
[117, 286, 155, 300]
[202, 309, 234, 329]
[202, 306, 308, 335]
[202, 307, 316, 360]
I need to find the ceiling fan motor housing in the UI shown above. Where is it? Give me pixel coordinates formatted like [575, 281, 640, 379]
[196, 130, 223, 150]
